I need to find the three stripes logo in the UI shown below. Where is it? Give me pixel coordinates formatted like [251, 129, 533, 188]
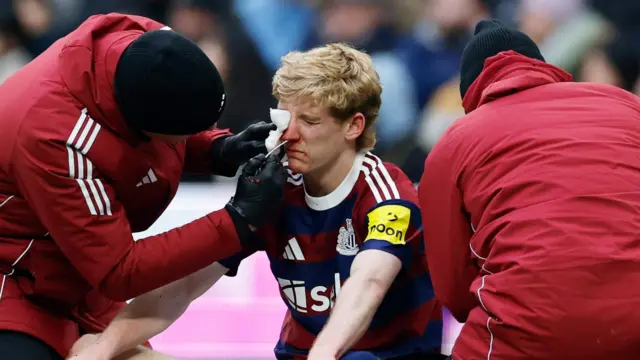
[66, 108, 112, 216]
[282, 237, 305, 261]
[136, 169, 158, 187]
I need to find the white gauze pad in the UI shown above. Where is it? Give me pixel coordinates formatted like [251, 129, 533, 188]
[265, 109, 291, 152]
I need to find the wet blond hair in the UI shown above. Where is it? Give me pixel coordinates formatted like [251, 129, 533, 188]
[272, 43, 382, 151]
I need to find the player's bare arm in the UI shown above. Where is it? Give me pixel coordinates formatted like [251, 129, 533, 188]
[67, 262, 230, 360]
[309, 250, 402, 359]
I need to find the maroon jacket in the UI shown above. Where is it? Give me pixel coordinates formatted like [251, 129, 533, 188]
[0, 14, 243, 356]
[419, 51, 640, 359]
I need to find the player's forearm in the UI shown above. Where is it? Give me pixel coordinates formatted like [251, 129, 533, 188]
[95, 283, 192, 358]
[311, 274, 387, 357]
[95, 262, 229, 358]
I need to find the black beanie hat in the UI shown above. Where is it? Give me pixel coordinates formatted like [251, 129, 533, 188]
[459, 19, 545, 98]
[114, 30, 226, 136]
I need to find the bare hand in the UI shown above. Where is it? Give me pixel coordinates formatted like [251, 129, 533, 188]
[307, 347, 339, 360]
[66, 333, 113, 360]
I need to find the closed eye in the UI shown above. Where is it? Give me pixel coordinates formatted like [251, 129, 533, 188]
[298, 114, 321, 125]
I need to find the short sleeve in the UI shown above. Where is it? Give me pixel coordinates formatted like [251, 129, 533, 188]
[360, 199, 422, 267]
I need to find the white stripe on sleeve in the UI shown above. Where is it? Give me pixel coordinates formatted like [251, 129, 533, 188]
[363, 157, 392, 200]
[360, 165, 383, 203]
[369, 153, 400, 199]
[360, 153, 402, 203]
[66, 109, 111, 216]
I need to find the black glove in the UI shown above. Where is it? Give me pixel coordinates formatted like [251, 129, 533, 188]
[225, 153, 287, 241]
[211, 121, 276, 177]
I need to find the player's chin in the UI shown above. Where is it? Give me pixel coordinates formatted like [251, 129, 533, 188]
[286, 157, 310, 174]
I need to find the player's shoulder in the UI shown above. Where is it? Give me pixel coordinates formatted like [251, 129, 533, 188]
[355, 152, 418, 206]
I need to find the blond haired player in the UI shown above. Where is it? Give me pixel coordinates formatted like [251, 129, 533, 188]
[68, 43, 444, 360]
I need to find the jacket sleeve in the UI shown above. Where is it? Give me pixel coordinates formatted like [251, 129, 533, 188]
[11, 124, 243, 302]
[183, 127, 234, 175]
[418, 136, 478, 323]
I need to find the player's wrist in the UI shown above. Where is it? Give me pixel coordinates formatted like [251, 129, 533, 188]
[93, 330, 126, 358]
[308, 345, 339, 360]
[309, 339, 340, 357]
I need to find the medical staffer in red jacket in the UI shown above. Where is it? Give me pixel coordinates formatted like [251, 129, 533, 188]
[0, 13, 285, 360]
[420, 20, 640, 360]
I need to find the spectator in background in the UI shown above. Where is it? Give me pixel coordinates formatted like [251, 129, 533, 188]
[589, 0, 640, 37]
[303, 0, 395, 53]
[167, 0, 275, 135]
[517, 0, 611, 72]
[392, 0, 494, 182]
[127, 0, 172, 21]
[233, 0, 315, 72]
[577, 0, 640, 94]
[518, 0, 586, 44]
[8, 0, 60, 56]
[303, 0, 420, 157]
[163, 0, 276, 182]
[0, 0, 138, 84]
[579, 35, 640, 93]
[0, 1, 30, 83]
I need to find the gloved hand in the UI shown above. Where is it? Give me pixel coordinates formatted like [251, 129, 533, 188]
[225, 153, 287, 240]
[211, 121, 276, 176]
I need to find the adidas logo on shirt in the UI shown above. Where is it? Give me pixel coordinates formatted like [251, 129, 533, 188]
[282, 237, 305, 261]
[136, 169, 157, 187]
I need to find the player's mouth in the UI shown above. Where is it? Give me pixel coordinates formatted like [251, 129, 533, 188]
[286, 147, 304, 155]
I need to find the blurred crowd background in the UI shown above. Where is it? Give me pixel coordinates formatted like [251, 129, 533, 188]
[1, 0, 640, 183]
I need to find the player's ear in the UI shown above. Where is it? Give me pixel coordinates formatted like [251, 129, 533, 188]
[344, 112, 365, 142]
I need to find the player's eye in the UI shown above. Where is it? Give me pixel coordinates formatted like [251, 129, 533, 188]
[298, 115, 321, 125]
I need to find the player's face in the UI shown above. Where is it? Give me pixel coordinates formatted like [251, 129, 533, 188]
[279, 100, 362, 175]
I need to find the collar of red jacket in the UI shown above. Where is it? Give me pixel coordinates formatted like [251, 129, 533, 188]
[461, 50, 573, 114]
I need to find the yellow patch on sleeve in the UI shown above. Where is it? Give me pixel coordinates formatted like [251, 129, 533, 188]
[364, 204, 411, 245]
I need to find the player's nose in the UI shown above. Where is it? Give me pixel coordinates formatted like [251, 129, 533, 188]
[281, 117, 300, 142]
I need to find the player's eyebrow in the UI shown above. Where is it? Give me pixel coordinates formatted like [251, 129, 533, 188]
[298, 113, 321, 122]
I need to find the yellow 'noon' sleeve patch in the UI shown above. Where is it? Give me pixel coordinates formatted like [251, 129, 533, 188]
[364, 204, 411, 245]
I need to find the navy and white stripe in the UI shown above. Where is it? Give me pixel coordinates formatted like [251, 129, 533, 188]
[282, 159, 303, 186]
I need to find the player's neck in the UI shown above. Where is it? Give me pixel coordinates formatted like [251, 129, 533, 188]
[304, 149, 357, 197]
